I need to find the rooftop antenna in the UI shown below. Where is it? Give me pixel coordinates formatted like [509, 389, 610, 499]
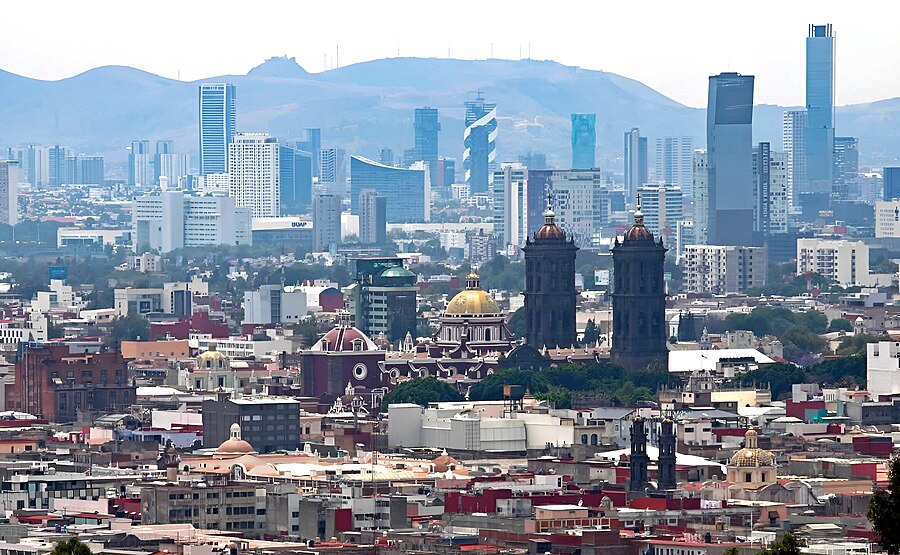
[336, 45, 339, 68]
[490, 43, 494, 58]
[528, 43, 531, 59]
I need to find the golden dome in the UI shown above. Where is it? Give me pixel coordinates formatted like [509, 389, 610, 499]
[198, 343, 226, 361]
[729, 429, 775, 467]
[445, 272, 501, 315]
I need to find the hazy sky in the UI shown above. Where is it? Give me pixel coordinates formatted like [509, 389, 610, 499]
[2, 0, 897, 108]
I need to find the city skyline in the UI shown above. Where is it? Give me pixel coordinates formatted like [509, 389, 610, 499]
[0, 2, 897, 108]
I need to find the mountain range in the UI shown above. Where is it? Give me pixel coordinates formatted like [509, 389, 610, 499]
[1, 56, 899, 174]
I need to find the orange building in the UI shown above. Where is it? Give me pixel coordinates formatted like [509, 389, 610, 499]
[121, 339, 191, 361]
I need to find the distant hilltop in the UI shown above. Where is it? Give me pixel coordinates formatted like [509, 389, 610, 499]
[0, 56, 898, 168]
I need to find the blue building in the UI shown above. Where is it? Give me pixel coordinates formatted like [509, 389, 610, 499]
[463, 93, 497, 194]
[571, 114, 596, 170]
[707, 72, 755, 246]
[884, 167, 900, 201]
[279, 145, 313, 214]
[297, 128, 321, 179]
[414, 108, 440, 171]
[805, 24, 835, 198]
[350, 156, 429, 222]
[198, 83, 236, 175]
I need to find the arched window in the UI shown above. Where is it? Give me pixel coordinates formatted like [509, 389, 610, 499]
[581, 434, 588, 445]
[590, 434, 598, 445]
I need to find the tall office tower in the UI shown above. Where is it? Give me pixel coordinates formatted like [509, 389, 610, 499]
[523, 205, 578, 348]
[154, 141, 190, 189]
[805, 24, 835, 197]
[0, 161, 18, 225]
[8, 146, 49, 188]
[783, 110, 807, 209]
[692, 150, 709, 245]
[437, 157, 455, 189]
[611, 201, 668, 372]
[48, 146, 71, 187]
[492, 163, 529, 254]
[297, 128, 321, 178]
[833, 137, 859, 200]
[228, 133, 280, 218]
[463, 92, 497, 194]
[571, 113, 596, 170]
[518, 152, 548, 171]
[655, 137, 694, 196]
[312, 193, 341, 253]
[318, 148, 346, 196]
[526, 169, 553, 239]
[67, 155, 104, 185]
[752, 143, 789, 237]
[378, 148, 395, 167]
[349, 156, 429, 222]
[129, 140, 153, 187]
[414, 107, 440, 173]
[358, 188, 387, 245]
[624, 128, 648, 201]
[198, 82, 237, 175]
[279, 145, 313, 214]
[636, 184, 683, 237]
[707, 72, 755, 246]
[884, 167, 900, 201]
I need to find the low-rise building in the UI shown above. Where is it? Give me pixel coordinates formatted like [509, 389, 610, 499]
[797, 238, 872, 287]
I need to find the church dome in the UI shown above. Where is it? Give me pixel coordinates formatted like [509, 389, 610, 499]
[198, 343, 226, 362]
[215, 424, 256, 456]
[623, 199, 656, 243]
[730, 429, 775, 467]
[534, 206, 567, 240]
[445, 273, 500, 315]
[311, 320, 378, 352]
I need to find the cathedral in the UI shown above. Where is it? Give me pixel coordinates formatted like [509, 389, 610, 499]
[611, 197, 669, 371]
[523, 203, 578, 348]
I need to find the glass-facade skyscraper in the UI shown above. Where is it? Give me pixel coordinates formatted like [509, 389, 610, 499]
[350, 156, 429, 222]
[414, 107, 440, 171]
[571, 113, 596, 170]
[624, 128, 648, 202]
[279, 144, 313, 214]
[297, 128, 321, 179]
[833, 137, 859, 201]
[707, 72, 755, 246]
[198, 83, 236, 175]
[805, 24, 835, 197]
[463, 93, 497, 194]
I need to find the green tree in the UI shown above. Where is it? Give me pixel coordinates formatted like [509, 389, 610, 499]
[827, 318, 854, 333]
[50, 538, 93, 555]
[835, 334, 880, 357]
[108, 314, 151, 346]
[381, 377, 463, 410]
[582, 319, 600, 346]
[780, 325, 827, 355]
[869, 456, 900, 555]
[764, 532, 801, 555]
[734, 362, 806, 400]
[507, 307, 526, 340]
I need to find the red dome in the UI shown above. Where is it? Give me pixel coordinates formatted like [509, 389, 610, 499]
[313, 325, 377, 352]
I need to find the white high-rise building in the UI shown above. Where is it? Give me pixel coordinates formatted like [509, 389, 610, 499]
[0, 161, 18, 226]
[783, 110, 807, 211]
[875, 200, 900, 238]
[752, 144, 789, 236]
[681, 245, 767, 294]
[655, 137, 694, 197]
[692, 150, 708, 244]
[132, 190, 251, 253]
[797, 238, 871, 287]
[228, 133, 280, 218]
[318, 148, 346, 196]
[313, 193, 341, 253]
[492, 163, 528, 254]
[637, 184, 683, 237]
[547, 169, 609, 248]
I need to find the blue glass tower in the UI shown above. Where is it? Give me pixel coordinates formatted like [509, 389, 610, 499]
[463, 93, 497, 194]
[350, 156, 429, 222]
[571, 114, 596, 169]
[805, 24, 835, 197]
[199, 83, 236, 175]
[707, 72, 755, 246]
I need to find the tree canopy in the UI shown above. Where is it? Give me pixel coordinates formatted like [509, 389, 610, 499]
[869, 456, 900, 555]
[50, 538, 93, 555]
[380, 377, 463, 410]
[108, 314, 151, 346]
[733, 356, 866, 399]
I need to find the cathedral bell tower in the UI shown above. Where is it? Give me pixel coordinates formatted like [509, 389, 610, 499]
[611, 195, 668, 371]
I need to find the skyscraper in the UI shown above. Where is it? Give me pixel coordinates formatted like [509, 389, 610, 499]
[297, 129, 321, 179]
[636, 184, 683, 237]
[833, 137, 859, 200]
[129, 140, 153, 187]
[884, 167, 900, 202]
[693, 150, 709, 244]
[707, 72, 755, 246]
[312, 193, 341, 253]
[199, 83, 236, 175]
[318, 148, 346, 197]
[783, 110, 807, 210]
[655, 137, 694, 196]
[624, 128, 648, 201]
[0, 161, 18, 225]
[358, 189, 387, 245]
[48, 146, 71, 187]
[349, 156, 429, 222]
[66, 155, 104, 185]
[492, 163, 529, 254]
[414, 107, 440, 174]
[154, 141, 190, 189]
[805, 24, 835, 197]
[571, 114, 596, 170]
[523, 204, 578, 349]
[752, 143, 789, 237]
[279, 145, 313, 214]
[463, 92, 497, 194]
[228, 133, 280, 218]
